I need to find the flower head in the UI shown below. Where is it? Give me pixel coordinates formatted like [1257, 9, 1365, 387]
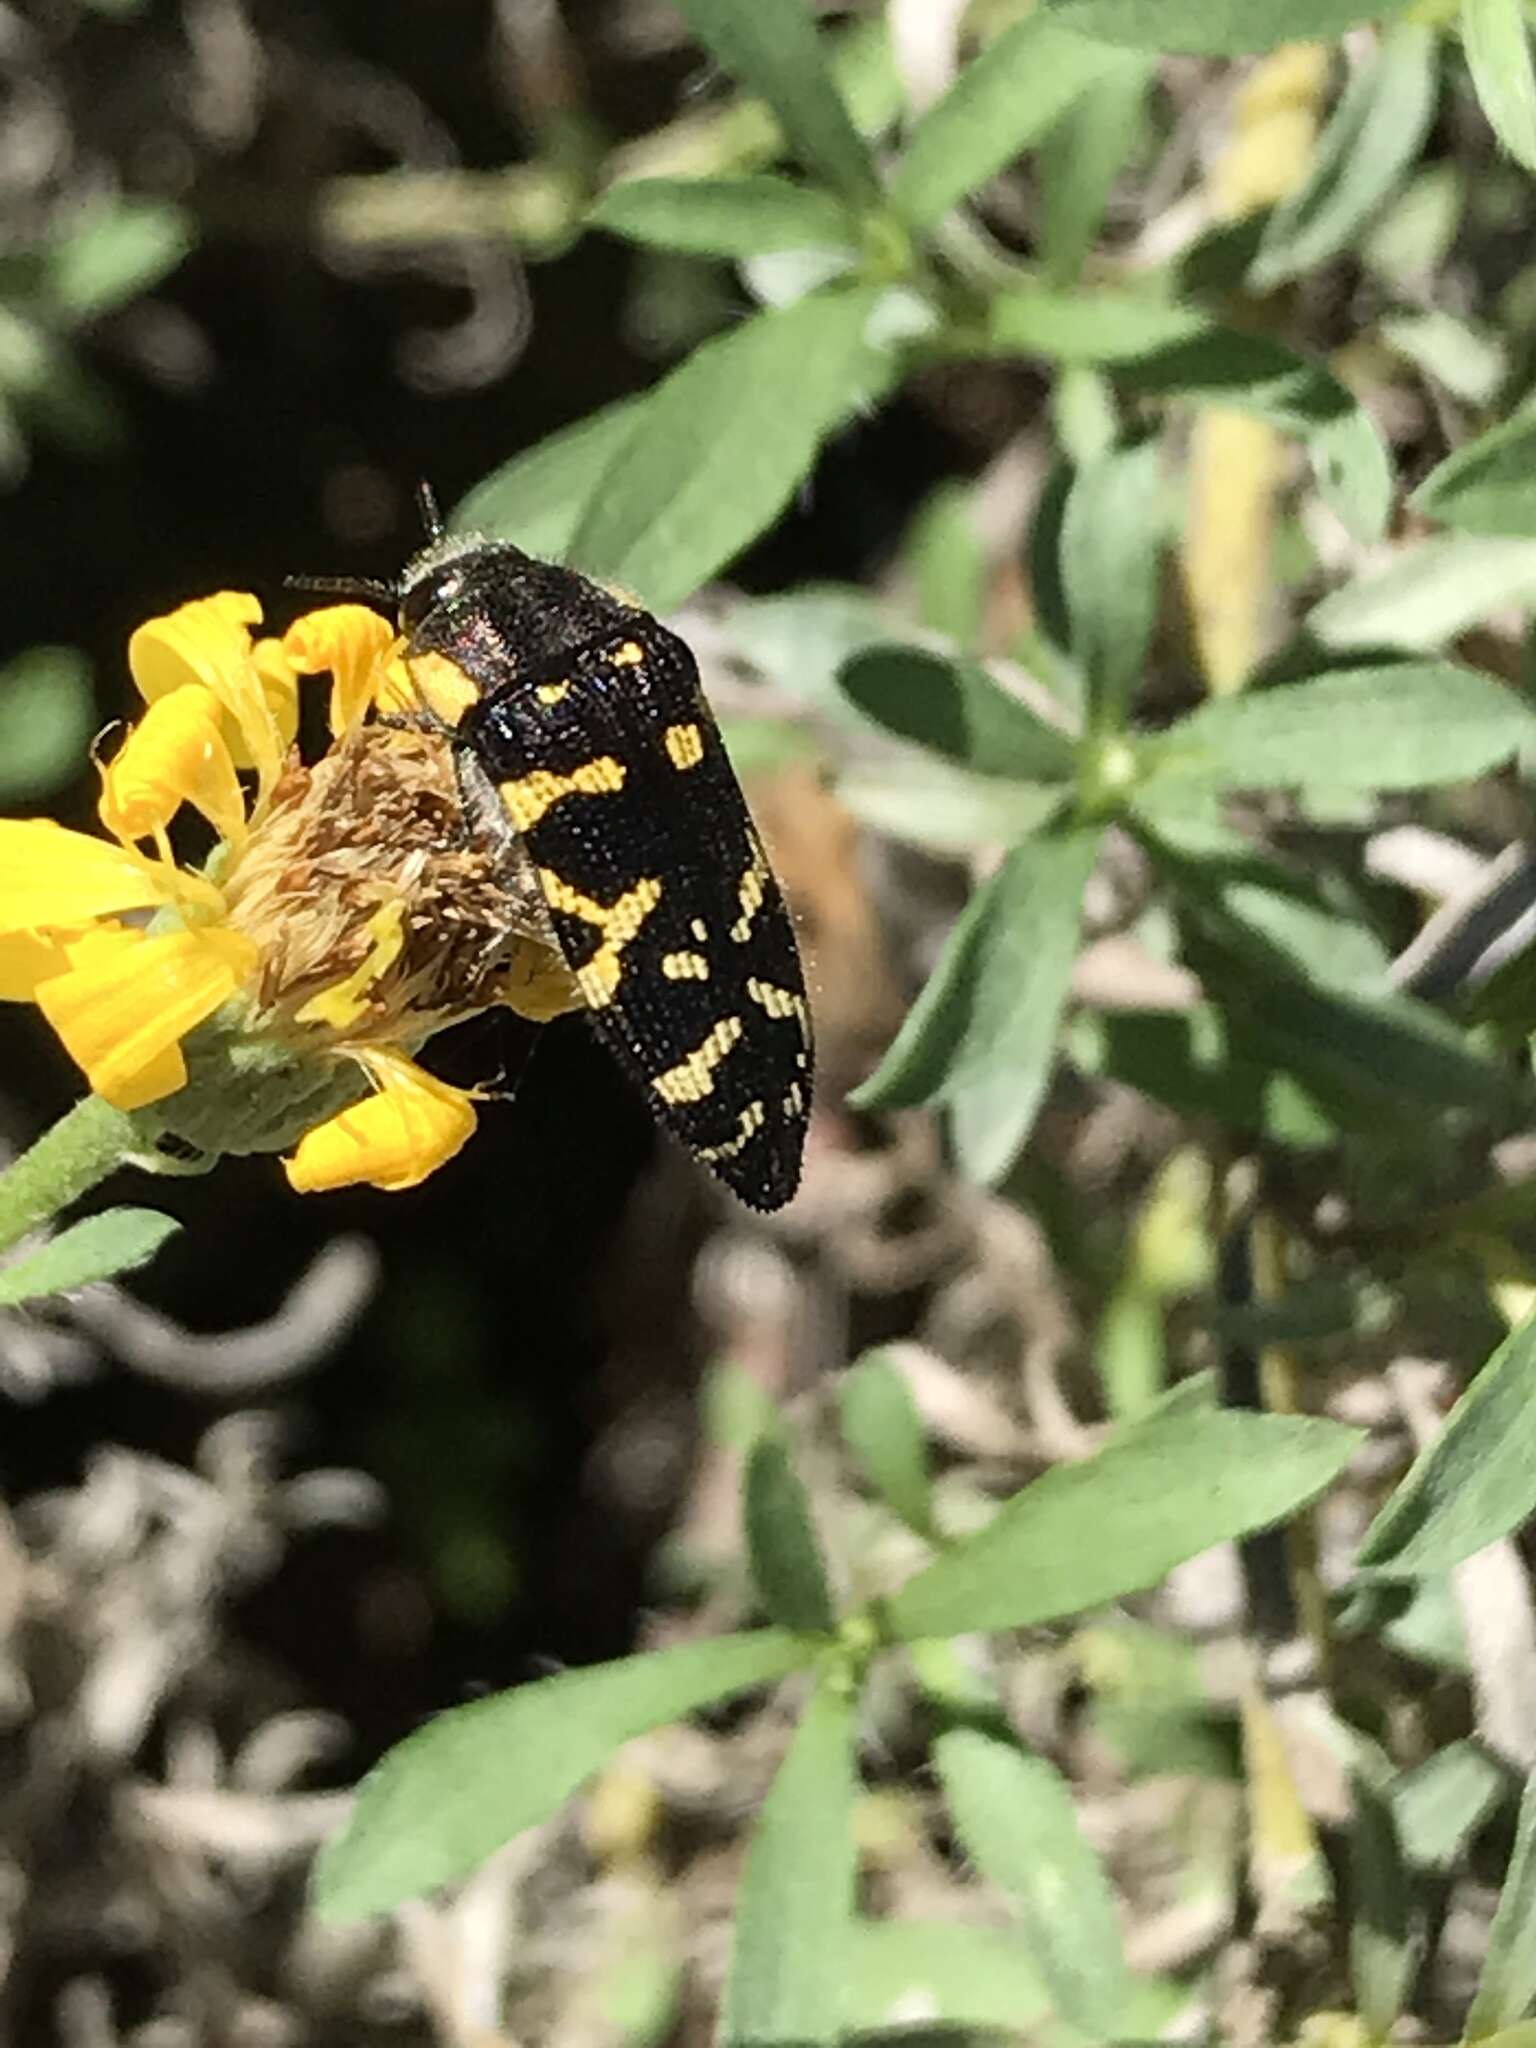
[0, 594, 580, 1191]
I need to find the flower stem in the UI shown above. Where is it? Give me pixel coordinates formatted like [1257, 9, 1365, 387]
[0, 1095, 146, 1256]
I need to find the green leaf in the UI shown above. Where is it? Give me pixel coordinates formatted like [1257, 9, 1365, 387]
[1251, 26, 1438, 287]
[985, 285, 1211, 365]
[1140, 662, 1536, 794]
[889, 16, 1122, 232]
[980, 305, 1390, 538]
[454, 396, 649, 560]
[1412, 408, 1536, 536]
[722, 1681, 858, 2048]
[1174, 894, 1516, 1126]
[1357, 1314, 1536, 1579]
[1306, 536, 1536, 652]
[743, 1438, 837, 1635]
[726, 584, 890, 720]
[1468, 1770, 1536, 2038]
[904, 482, 988, 644]
[1381, 306, 1506, 406]
[1350, 1767, 1416, 2041]
[674, 0, 878, 204]
[1392, 1742, 1508, 1870]
[1114, 327, 1393, 542]
[936, 1729, 1130, 2035]
[588, 175, 857, 258]
[0, 645, 94, 802]
[0, 1208, 179, 1308]
[845, 1919, 1053, 2034]
[839, 1352, 936, 1540]
[313, 1629, 812, 1920]
[1061, 436, 1164, 729]
[851, 827, 1101, 1185]
[839, 644, 1078, 780]
[1464, 0, 1536, 174]
[1039, 54, 1155, 283]
[838, 759, 1066, 853]
[1043, 0, 1414, 55]
[570, 285, 887, 612]
[882, 1407, 1359, 1639]
[45, 200, 193, 318]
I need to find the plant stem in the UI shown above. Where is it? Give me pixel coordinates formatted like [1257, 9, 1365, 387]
[0, 1095, 145, 1256]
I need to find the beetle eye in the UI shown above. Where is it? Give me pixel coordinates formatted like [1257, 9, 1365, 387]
[400, 566, 464, 631]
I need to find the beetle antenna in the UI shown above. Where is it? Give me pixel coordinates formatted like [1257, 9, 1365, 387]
[417, 480, 444, 540]
[285, 573, 400, 605]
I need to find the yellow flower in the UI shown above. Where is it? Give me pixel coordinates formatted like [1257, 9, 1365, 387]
[0, 592, 581, 1191]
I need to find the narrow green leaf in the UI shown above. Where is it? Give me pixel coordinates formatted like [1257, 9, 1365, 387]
[1251, 27, 1437, 287]
[45, 200, 193, 318]
[312, 1629, 812, 1920]
[1306, 536, 1536, 652]
[985, 286, 1211, 365]
[846, 1920, 1052, 2034]
[1392, 1742, 1508, 1870]
[1044, 0, 1414, 55]
[675, 0, 878, 204]
[839, 644, 1078, 780]
[1061, 436, 1164, 728]
[1350, 1769, 1416, 2040]
[744, 1438, 837, 1635]
[882, 1408, 1359, 1639]
[722, 1682, 858, 2048]
[839, 1352, 936, 1540]
[905, 481, 988, 644]
[852, 827, 1100, 1185]
[1039, 54, 1154, 282]
[980, 306, 1390, 538]
[1141, 663, 1536, 794]
[1357, 1314, 1536, 1579]
[588, 174, 857, 258]
[889, 16, 1120, 232]
[454, 396, 648, 560]
[1382, 306, 1507, 405]
[1412, 408, 1536, 536]
[838, 760, 1066, 853]
[0, 645, 94, 802]
[1468, 1771, 1536, 2038]
[0, 1208, 179, 1308]
[1114, 328, 1392, 541]
[936, 1729, 1130, 2035]
[726, 584, 889, 720]
[571, 286, 886, 612]
[1464, 0, 1536, 174]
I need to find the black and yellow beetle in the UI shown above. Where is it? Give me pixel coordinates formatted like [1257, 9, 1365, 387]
[332, 490, 814, 1211]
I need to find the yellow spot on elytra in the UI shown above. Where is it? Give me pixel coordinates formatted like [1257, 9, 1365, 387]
[536, 679, 572, 705]
[690, 918, 709, 943]
[611, 640, 645, 666]
[652, 1017, 743, 1105]
[782, 1081, 806, 1119]
[730, 847, 771, 942]
[662, 951, 710, 981]
[747, 976, 806, 1025]
[540, 871, 663, 1011]
[664, 722, 705, 771]
[698, 1099, 767, 1163]
[499, 756, 625, 832]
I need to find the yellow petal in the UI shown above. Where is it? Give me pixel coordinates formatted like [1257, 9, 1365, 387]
[99, 684, 248, 849]
[498, 940, 583, 1023]
[0, 819, 182, 932]
[128, 593, 281, 791]
[0, 928, 77, 999]
[294, 900, 405, 1030]
[284, 1047, 476, 1193]
[252, 637, 301, 753]
[35, 924, 258, 1110]
[283, 606, 397, 737]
